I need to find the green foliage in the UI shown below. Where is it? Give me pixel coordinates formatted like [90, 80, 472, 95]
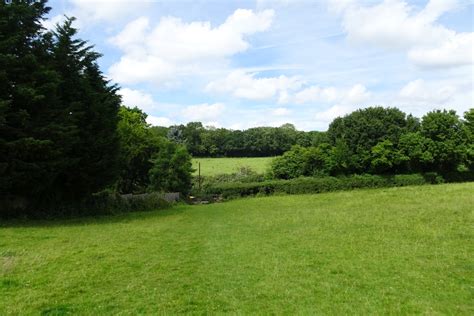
[149, 142, 194, 193]
[271, 145, 308, 179]
[0, 0, 58, 206]
[79, 192, 171, 217]
[397, 132, 434, 171]
[327, 107, 416, 172]
[370, 140, 407, 173]
[0, 5, 120, 216]
[116, 106, 195, 195]
[50, 17, 121, 200]
[0, 189, 171, 219]
[420, 110, 468, 172]
[202, 173, 454, 199]
[463, 109, 474, 170]
[272, 107, 472, 179]
[464, 108, 474, 135]
[163, 123, 326, 157]
[116, 106, 162, 193]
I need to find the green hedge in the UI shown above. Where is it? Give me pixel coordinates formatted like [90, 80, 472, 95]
[78, 192, 172, 216]
[202, 173, 473, 199]
[1, 192, 172, 219]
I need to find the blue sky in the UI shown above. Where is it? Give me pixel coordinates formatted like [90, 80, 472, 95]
[44, 0, 473, 130]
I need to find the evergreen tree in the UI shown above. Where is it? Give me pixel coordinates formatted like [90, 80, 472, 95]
[148, 142, 194, 193]
[0, 0, 61, 214]
[49, 17, 121, 201]
[1, 3, 121, 216]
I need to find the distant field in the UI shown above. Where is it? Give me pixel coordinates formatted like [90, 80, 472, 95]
[192, 157, 275, 176]
[1, 183, 473, 314]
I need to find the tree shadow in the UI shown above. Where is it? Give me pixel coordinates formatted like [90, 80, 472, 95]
[0, 204, 192, 229]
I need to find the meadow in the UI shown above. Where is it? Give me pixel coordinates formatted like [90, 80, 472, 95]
[1, 183, 473, 314]
[192, 157, 274, 176]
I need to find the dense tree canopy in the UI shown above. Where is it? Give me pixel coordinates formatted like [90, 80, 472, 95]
[116, 106, 193, 194]
[149, 142, 194, 193]
[327, 107, 418, 173]
[271, 107, 473, 179]
[0, 2, 121, 214]
[0, 1, 194, 217]
[162, 122, 326, 157]
[116, 106, 162, 194]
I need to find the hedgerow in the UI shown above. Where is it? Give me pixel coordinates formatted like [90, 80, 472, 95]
[201, 172, 473, 199]
[0, 192, 171, 219]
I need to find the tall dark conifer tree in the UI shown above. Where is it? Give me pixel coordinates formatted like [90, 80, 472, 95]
[51, 17, 121, 201]
[0, 0, 60, 213]
[1, 1, 121, 216]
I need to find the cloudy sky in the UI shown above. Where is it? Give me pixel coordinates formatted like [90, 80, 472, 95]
[45, 0, 473, 130]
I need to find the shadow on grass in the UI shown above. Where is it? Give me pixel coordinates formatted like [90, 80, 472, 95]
[0, 204, 192, 229]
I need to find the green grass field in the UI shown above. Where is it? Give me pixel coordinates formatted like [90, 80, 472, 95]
[192, 157, 274, 176]
[1, 183, 473, 314]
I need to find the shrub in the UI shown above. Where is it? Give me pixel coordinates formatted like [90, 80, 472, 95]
[148, 143, 194, 194]
[202, 173, 452, 199]
[0, 191, 171, 219]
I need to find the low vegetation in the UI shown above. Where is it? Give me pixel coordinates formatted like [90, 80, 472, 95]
[1, 183, 473, 314]
[200, 173, 439, 198]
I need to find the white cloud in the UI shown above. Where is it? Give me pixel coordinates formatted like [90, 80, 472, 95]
[346, 84, 371, 104]
[314, 104, 355, 123]
[327, 0, 356, 14]
[180, 103, 226, 122]
[408, 33, 474, 68]
[399, 79, 457, 104]
[118, 88, 157, 112]
[272, 107, 292, 116]
[206, 70, 303, 102]
[42, 14, 66, 31]
[333, 0, 473, 68]
[108, 9, 275, 86]
[109, 55, 178, 87]
[256, 0, 297, 9]
[294, 86, 338, 104]
[146, 116, 173, 127]
[69, 0, 151, 24]
[294, 84, 370, 105]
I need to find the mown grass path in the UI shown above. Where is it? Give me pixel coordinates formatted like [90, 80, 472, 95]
[1, 183, 473, 314]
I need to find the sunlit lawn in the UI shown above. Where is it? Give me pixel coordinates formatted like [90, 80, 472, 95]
[1, 183, 473, 314]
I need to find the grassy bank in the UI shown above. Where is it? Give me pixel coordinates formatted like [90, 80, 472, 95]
[1, 183, 473, 314]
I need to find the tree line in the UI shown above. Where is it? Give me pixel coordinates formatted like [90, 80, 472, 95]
[271, 107, 474, 179]
[155, 123, 326, 157]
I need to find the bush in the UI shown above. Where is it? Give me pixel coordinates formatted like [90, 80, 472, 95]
[441, 170, 474, 183]
[0, 191, 171, 219]
[203, 173, 451, 199]
[191, 167, 266, 196]
[82, 192, 171, 216]
[148, 142, 194, 194]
